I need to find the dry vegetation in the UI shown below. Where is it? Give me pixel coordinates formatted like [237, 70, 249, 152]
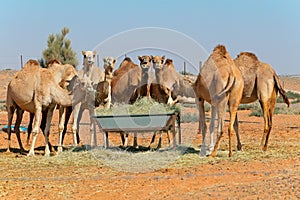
[0, 70, 299, 199]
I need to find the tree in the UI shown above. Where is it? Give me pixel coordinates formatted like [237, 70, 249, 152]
[41, 27, 78, 68]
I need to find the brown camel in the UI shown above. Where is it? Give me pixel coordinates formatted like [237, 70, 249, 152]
[6, 60, 81, 156]
[233, 52, 290, 151]
[57, 55, 116, 152]
[192, 45, 244, 157]
[111, 57, 142, 104]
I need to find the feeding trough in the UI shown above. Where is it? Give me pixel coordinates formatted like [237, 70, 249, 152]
[93, 112, 181, 148]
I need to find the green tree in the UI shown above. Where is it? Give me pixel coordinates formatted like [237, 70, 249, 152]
[41, 27, 78, 68]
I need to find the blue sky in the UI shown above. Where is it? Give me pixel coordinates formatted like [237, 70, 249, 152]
[0, 0, 299, 75]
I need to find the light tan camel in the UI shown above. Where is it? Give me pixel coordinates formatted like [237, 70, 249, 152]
[233, 52, 290, 151]
[79, 51, 104, 83]
[26, 59, 78, 148]
[192, 45, 244, 157]
[57, 55, 116, 152]
[6, 60, 81, 156]
[146, 57, 195, 148]
[136, 55, 152, 99]
[152, 56, 190, 105]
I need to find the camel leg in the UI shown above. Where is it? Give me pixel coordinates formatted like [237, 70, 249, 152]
[27, 112, 34, 147]
[124, 132, 129, 147]
[14, 107, 25, 153]
[43, 104, 56, 156]
[156, 131, 162, 149]
[58, 106, 66, 153]
[260, 92, 276, 151]
[209, 100, 226, 158]
[6, 105, 15, 152]
[148, 131, 157, 148]
[209, 106, 217, 152]
[41, 109, 55, 152]
[59, 106, 73, 149]
[197, 99, 207, 156]
[72, 103, 82, 146]
[234, 114, 242, 151]
[227, 101, 240, 157]
[88, 106, 96, 147]
[133, 132, 138, 148]
[120, 132, 125, 146]
[28, 106, 42, 157]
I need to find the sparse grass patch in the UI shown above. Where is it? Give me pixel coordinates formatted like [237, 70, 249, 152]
[238, 103, 259, 111]
[181, 113, 198, 123]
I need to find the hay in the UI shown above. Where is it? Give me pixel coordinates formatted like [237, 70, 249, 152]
[96, 97, 181, 116]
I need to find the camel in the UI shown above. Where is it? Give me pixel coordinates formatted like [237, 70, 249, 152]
[57, 54, 116, 152]
[151, 56, 190, 105]
[111, 57, 142, 104]
[137, 55, 152, 99]
[26, 60, 78, 147]
[6, 59, 83, 156]
[79, 51, 104, 83]
[192, 45, 244, 157]
[233, 52, 290, 151]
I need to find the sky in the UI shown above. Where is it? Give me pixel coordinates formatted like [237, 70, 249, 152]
[0, 0, 299, 75]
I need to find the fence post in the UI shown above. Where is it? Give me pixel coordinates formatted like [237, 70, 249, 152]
[183, 62, 186, 75]
[20, 54, 23, 68]
[199, 61, 202, 71]
[97, 54, 100, 67]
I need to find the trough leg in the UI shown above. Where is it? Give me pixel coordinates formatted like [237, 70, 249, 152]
[104, 132, 109, 148]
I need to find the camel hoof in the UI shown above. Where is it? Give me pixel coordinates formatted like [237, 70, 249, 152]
[44, 153, 50, 157]
[27, 152, 35, 157]
[237, 144, 243, 151]
[262, 146, 268, 151]
[57, 146, 63, 154]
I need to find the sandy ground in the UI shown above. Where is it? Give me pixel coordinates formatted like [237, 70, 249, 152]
[0, 70, 299, 199]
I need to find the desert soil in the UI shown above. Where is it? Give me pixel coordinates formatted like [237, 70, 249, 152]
[0, 70, 299, 199]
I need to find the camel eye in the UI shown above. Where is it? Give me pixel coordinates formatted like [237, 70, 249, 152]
[83, 55, 86, 58]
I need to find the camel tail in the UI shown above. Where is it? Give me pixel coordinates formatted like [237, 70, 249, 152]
[273, 74, 290, 107]
[218, 75, 236, 98]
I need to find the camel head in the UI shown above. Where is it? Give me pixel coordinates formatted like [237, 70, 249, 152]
[82, 50, 96, 66]
[164, 59, 174, 68]
[103, 57, 116, 79]
[151, 55, 165, 70]
[138, 55, 152, 70]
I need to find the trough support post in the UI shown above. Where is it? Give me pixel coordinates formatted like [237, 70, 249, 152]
[177, 113, 181, 145]
[104, 132, 109, 148]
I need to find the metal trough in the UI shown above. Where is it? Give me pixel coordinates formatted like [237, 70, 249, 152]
[93, 112, 181, 148]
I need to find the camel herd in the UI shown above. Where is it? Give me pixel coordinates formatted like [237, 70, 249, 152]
[5, 45, 290, 157]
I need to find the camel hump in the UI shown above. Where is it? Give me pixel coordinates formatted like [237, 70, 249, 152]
[123, 57, 133, 62]
[238, 52, 259, 61]
[213, 45, 228, 56]
[164, 59, 173, 65]
[47, 59, 61, 66]
[25, 59, 40, 67]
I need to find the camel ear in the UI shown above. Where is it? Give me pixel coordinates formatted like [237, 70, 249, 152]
[150, 55, 153, 62]
[103, 58, 106, 63]
[93, 51, 97, 55]
[162, 55, 166, 60]
[82, 51, 86, 56]
[113, 58, 117, 64]
[138, 56, 142, 62]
